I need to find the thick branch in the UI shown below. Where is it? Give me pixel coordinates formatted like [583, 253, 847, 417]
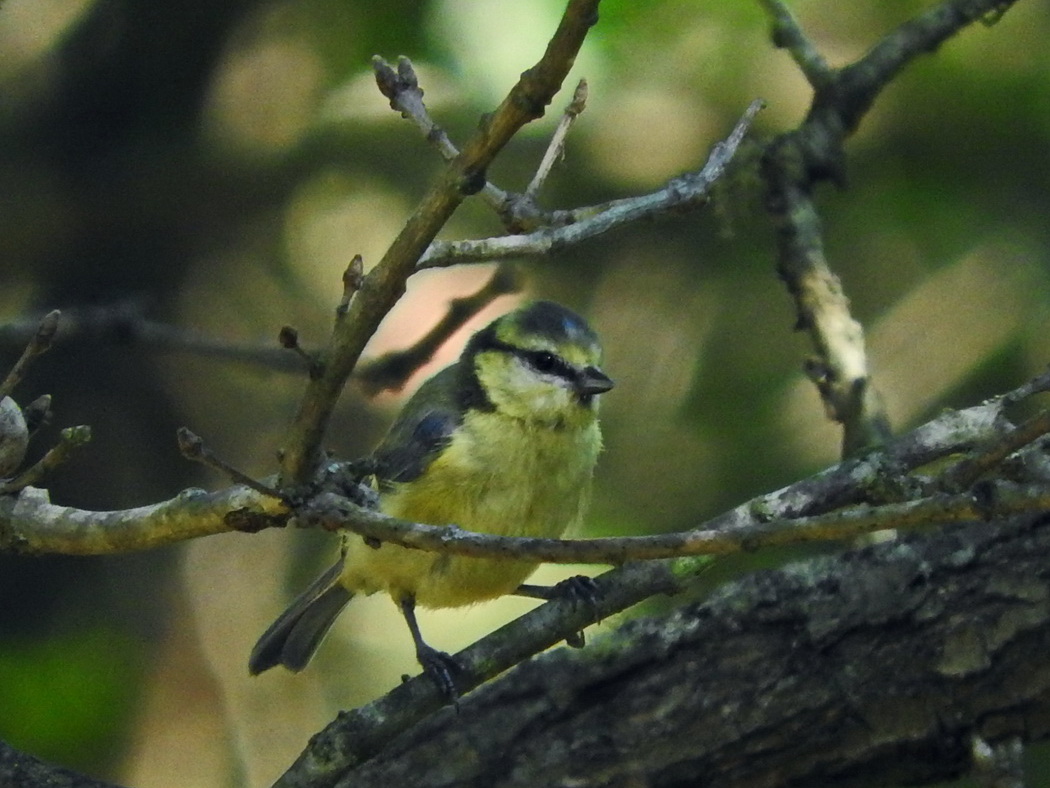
[0, 739, 124, 788]
[274, 558, 706, 788]
[762, 153, 891, 456]
[311, 513, 1050, 788]
[758, 0, 1021, 457]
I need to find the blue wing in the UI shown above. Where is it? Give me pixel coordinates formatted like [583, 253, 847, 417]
[372, 364, 462, 486]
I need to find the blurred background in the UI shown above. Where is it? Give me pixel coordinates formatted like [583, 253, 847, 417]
[1, 0, 1049, 785]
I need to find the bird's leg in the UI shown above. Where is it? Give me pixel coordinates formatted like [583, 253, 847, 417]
[515, 575, 600, 648]
[399, 595, 461, 700]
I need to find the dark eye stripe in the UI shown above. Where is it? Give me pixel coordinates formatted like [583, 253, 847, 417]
[519, 348, 576, 381]
[482, 338, 578, 384]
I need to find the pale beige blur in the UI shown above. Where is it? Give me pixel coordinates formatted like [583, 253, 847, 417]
[0, 0, 92, 81]
[200, 4, 326, 159]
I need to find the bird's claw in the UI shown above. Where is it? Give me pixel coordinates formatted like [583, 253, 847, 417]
[553, 575, 601, 616]
[553, 575, 601, 649]
[416, 644, 462, 702]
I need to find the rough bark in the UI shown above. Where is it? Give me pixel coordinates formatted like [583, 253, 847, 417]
[334, 514, 1050, 787]
[0, 740, 124, 788]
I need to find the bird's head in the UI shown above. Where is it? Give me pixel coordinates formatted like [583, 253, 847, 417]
[464, 301, 613, 428]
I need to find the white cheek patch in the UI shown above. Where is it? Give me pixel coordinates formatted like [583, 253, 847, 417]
[513, 356, 574, 393]
[483, 356, 576, 422]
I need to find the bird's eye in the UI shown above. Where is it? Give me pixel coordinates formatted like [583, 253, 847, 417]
[531, 351, 557, 373]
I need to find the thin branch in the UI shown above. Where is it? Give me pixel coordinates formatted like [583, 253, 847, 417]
[938, 406, 1050, 493]
[372, 56, 512, 212]
[371, 61, 590, 234]
[525, 78, 588, 197]
[0, 426, 92, 494]
[1003, 369, 1050, 403]
[372, 56, 458, 161]
[0, 310, 60, 399]
[5, 290, 536, 387]
[418, 99, 764, 269]
[832, 0, 1024, 135]
[0, 305, 305, 374]
[287, 372, 1050, 566]
[0, 269, 515, 388]
[355, 263, 523, 395]
[297, 479, 1050, 566]
[176, 427, 287, 501]
[297, 371, 1050, 566]
[279, 0, 602, 485]
[757, 0, 833, 90]
[0, 483, 287, 555]
[120, 319, 306, 371]
[755, 0, 1020, 459]
[2, 370, 1043, 561]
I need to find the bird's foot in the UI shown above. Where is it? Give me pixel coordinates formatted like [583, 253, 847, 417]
[416, 644, 462, 702]
[551, 575, 601, 613]
[520, 575, 602, 649]
[556, 575, 602, 648]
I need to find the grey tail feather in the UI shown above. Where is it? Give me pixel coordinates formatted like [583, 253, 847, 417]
[248, 558, 354, 675]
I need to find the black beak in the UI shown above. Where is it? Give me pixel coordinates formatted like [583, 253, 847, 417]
[575, 366, 614, 397]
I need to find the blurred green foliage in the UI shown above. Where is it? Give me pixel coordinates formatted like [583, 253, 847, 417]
[0, 627, 141, 772]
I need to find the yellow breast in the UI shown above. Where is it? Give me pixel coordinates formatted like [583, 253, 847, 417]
[340, 409, 602, 608]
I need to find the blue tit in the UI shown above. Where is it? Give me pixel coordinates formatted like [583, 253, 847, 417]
[249, 300, 613, 695]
